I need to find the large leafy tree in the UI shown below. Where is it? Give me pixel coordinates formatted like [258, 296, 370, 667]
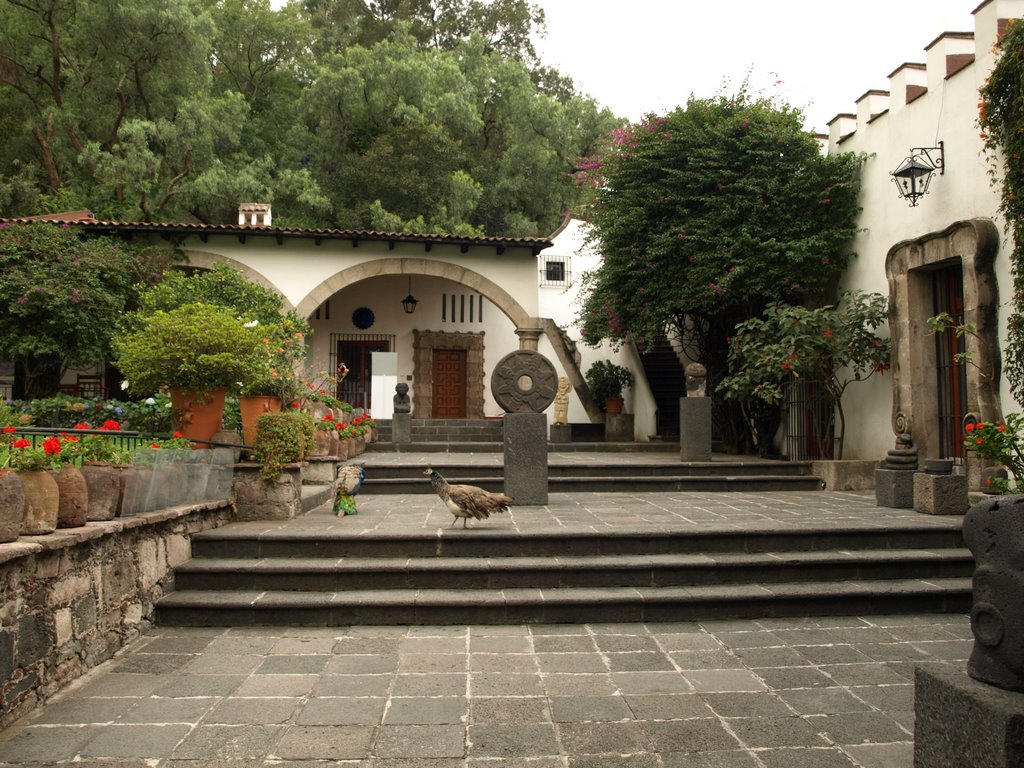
[577, 89, 862, 451]
[0, 222, 166, 398]
[0, 0, 612, 236]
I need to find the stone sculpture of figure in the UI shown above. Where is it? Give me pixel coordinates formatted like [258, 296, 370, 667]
[684, 363, 707, 398]
[553, 377, 571, 425]
[393, 382, 411, 414]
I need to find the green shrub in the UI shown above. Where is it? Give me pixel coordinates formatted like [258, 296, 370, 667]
[253, 411, 315, 481]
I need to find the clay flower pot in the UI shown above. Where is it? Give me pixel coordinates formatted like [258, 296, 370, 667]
[0, 469, 24, 542]
[239, 395, 283, 447]
[81, 462, 121, 522]
[51, 465, 88, 528]
[170, 387, 227, 446]
[19, 469, 59, 535]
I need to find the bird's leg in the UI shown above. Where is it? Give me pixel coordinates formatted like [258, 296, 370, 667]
[450, 516, 458, 528]
[463, 517, 469, 529]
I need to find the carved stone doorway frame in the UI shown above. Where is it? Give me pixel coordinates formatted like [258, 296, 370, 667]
[412, 330, 486, 419]
[885, 219, 1000, 482]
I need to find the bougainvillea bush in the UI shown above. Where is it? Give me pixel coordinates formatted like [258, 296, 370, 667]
[964, 414, 1024, 494]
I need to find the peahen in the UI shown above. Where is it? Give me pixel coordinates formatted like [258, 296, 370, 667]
[423, 467, 513, 528]
[334, 463, 366, 516]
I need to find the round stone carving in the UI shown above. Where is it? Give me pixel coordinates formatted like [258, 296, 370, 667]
[491, 350, 558, 413]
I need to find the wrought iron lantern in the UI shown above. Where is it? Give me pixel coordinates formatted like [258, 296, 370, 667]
[401, 277, 419, 314]
[891, 141, 945, 207]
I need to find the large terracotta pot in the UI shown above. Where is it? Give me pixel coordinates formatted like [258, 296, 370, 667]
[81, 462, 120, 521]
[336, 435, 350, 461]
[170, 387, 227, 446]
[311, 429, 331, 457]
[239, 396, 282, 447]
[51, 465, 88, 528]
[19, 470, 58, 535]
[605, 396, 624, 415]
[0, 469, 24, 542]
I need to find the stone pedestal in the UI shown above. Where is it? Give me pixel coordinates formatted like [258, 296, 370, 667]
[605, 413, 634, 442]
[679, 397, 712, 462]
[302, 456, 338, 486]
[549, 423, 571, 443]
[392, 412, 412, 444]
[232, 463, 303, 520]
[914, 472, 970, 515]
[875, 468, 915, 508]
[812, 460, 878, 490]
[915, 665, 1024, 768]
[504, 412, 548, 505]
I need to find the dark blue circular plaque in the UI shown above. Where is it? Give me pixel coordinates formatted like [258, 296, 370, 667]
[352, 306, 375, 329]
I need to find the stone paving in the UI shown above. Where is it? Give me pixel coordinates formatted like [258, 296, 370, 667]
[0, 452, 975, 766]
[0, 615, 971, 767]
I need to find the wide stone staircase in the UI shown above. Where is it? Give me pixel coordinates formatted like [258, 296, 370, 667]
[156, 514, 971, 627]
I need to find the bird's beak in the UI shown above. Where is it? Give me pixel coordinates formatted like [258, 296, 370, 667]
[422, 468, 431, 476]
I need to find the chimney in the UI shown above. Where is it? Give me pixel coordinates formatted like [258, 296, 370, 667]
[238, 203, 272, 227]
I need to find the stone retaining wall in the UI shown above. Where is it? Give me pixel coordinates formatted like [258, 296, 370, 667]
[0, 500, 233, 728]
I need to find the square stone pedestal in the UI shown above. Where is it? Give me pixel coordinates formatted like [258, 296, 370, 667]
[605, 413, 634, 442]
[914, 472, 970, 515]
[504, 412, 548, 505]
[915, 665, 1024, 768]
[875, 468, 915, 508]
[680, 397, 712, 462]
[391, 412, 412, 444]
[549, 423, 571, 443]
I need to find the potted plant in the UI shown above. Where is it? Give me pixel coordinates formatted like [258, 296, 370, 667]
[585, 360, 634, 414]
[239, 315, 311, 446]
[253, 411, 316, 481]
[114, 302, 262, 444]
[1, 433, 61, 535]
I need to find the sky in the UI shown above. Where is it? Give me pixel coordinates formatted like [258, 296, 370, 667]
[532, 0, 979, 133]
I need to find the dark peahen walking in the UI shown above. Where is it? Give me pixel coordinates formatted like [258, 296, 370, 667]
[423, 467, 513, 528]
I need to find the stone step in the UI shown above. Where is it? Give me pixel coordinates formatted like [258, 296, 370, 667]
[172, 548, 974, 592]
[360, 462, 815, 480]
[154, 577, 972, 626]
[188, 525, 965, 560]
[361, 474, 824, 493]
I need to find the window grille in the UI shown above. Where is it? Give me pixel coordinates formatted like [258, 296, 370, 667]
[540, 255, 571, 287]
[441, 294, 484, 324]
[784, 379, 836, 460]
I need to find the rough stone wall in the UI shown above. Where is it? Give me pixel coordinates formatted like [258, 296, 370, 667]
[0, 501, 232, 728]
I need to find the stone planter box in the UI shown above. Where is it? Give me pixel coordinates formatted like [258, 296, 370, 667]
[812, 459, 879, 491]
[232, 463, 304, 521]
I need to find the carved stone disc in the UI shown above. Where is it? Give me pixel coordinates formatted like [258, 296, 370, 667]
[490, 350, 558, 413]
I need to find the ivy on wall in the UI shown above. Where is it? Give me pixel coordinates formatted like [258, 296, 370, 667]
[979, 18, 1024, 400]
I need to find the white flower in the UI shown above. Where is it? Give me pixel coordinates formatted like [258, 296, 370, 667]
[120, 380, 130, 391]
[244, 319, 259, 328]
[145, 397, 156, 405]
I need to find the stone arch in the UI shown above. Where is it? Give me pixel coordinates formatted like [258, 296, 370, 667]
[294, 258, 532, 329]
[885, 218, 1000, 477]
[176, 249, 296, 312]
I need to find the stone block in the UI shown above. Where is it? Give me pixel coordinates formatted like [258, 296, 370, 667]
[874, 468, 915, 508]
[679, 397, 712, 462]
[302, 457, 337, 485]
[549, 423, 571, 443]
[392, 412, 412, 444]
[915, 665, 1024, 768]
[605, 413, 634, 442]
[504, 412, 548, 505]
[914, 472, 969, 515]
[16, 613, 51, 667]
[812, 460, 879, 490]
[54, 608, 73, 648]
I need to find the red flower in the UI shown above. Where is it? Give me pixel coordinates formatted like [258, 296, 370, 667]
[998, 425, 1007, 432]
[100, 420, 121, 431]
[11, 438, 30, 449]
[150, 444, 162, 449]
[64, 436, 79, 443]
[73, 422, 90, 430]
[322, 413, 335, 422]
[291, 400, 300, 408]
[172, 432, 184, 439]
[965, 423, 975, 432]
[3, 426, 16, 434]
[42, 436, 61, 455]
[976, 437, 984, 445]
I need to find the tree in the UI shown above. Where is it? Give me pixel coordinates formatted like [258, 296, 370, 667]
[576, 88, 862, 451]
[0, 222, 166, 397]
[718, 291, 891, 459]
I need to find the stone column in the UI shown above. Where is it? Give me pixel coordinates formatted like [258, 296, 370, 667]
[504, 412, 548, 505]
[515, 323, 544, 351]
[680, 363, 712, 462]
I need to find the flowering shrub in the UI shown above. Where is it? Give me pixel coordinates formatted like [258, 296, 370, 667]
[964, 414, 1024, 494]
[0, 429, 66, 471]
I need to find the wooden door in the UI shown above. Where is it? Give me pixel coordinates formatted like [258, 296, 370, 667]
[933, 267, 967, 459]
[338, 339, 390, 410]
[432, 349, 467, 418]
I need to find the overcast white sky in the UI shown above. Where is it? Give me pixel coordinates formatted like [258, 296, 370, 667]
[533, 0, 979, 133]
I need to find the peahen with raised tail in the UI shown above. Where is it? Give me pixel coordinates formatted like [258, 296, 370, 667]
[423, 467, 513, 528]
[335, 463, 366, 516]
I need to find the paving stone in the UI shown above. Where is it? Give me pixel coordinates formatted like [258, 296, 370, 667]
[272, 725, 375, 760]
[314, 673, 393, 697]
[535, 653, 606, 673]
[794, 645, 873, 665]
[731, 646, 809, 668]
[326, 655, 400, 674]
[0, 725, 100, 763]
[531, 635, 598, 653]
[612, 671, 691, 694]
[207, 698, 300, 725]
[604, 652, 676, 672]
[204, 636, 278, 655]
[334, 637, 403, 655]
[818, 663, 910, 687]
[555, 721, 651, 755]
[755, 747, 858, 767]
[112, 654, 196, 674]
[643, 718, 743, 753]
[294, 696, 386, 726]
[776, 687, 873, 715]
[700, 693, 794, 718]
[121, 696, 220, 723]
[842, 741, 915, 767]
[384, 697, 467, 725]
[660, 750, 761, 767]
[671, 650, 744, 670]
[809, 711, 911, 744]
[156, 674, 245, 698]
[594, 635, 661, 653]
[654, 633, 723, 652]
[183, 654, 264, 675]
[846, 683, 914, 711]
[540, 673, 618, 696]
[755, 666, 835, 690]
[391, 674, 467, 697]
[470, 673, 543, 696]
[470, 696, 550, 724]
[270, 637, 338, 654]
[255, 655, 330, 675]
[725, 716, 830, 748]
[27, 696, 136, 724]
[374, 725, 465, 759]
[467, 723, 559, 758]
[569, 755, 661, 767]
[469, 636, 532, 653]
[468, 654, 536, 673]
[683, 669, 768, 693]
[70, 673, 171, 698]
[140, 637, 215, 654]
[713, 631, 784, 649]
[80, 723, 195, 758]
[624, 693, 715, 720]
[548, 695, 633, 722]
[233, 674, 319, 697]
